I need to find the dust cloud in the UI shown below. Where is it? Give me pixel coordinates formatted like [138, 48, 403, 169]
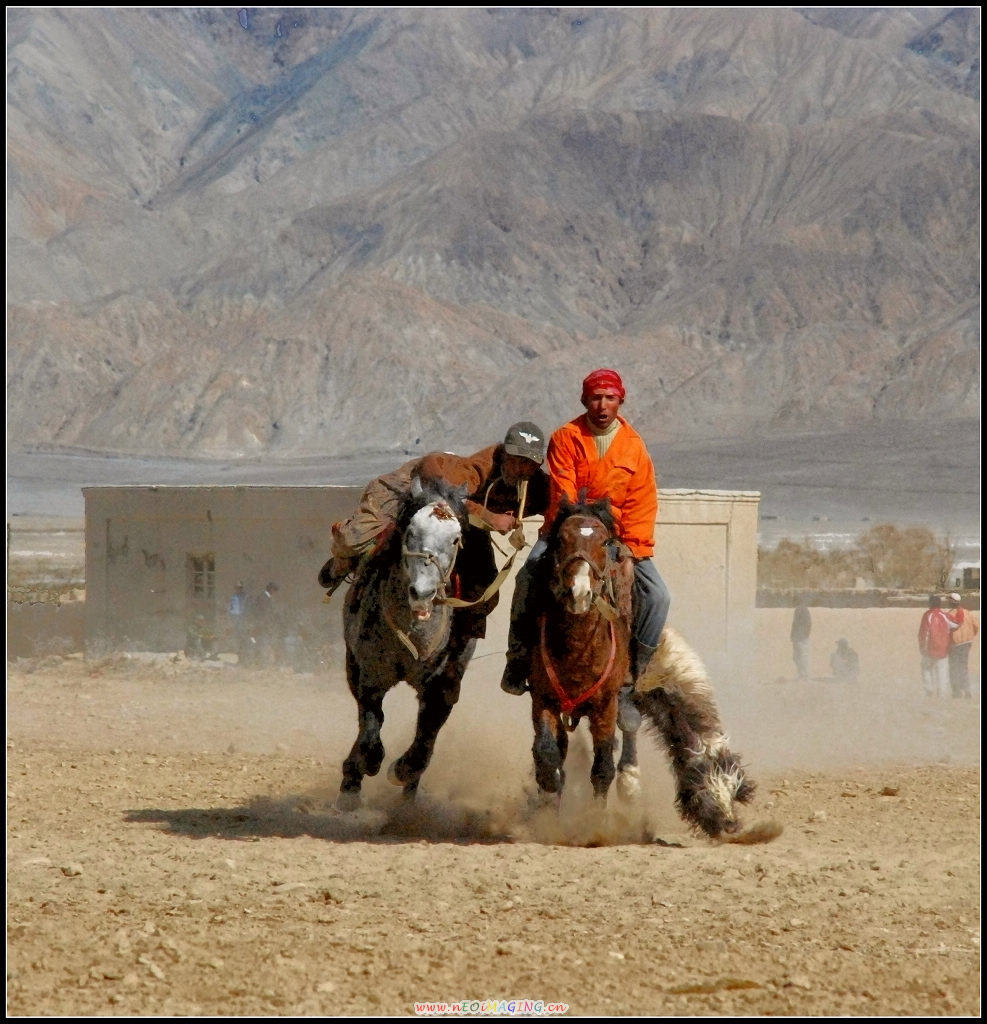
[10, 603, 975, 848]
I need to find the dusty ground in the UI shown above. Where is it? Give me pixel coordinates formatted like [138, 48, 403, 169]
[5, 606, 980, 1017]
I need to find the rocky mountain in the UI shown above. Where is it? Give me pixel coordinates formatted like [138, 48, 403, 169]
[5, 6, 980, 461]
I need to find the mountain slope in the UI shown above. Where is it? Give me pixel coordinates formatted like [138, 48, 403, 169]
[5, 6, 980, 458]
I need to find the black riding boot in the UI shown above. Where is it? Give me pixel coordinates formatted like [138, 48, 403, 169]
[318, 555, 358, 596]
[500, 600, 534, 694]
[633, 639, 659, 682]
[618, 640, 658, 733]
[500, 645, 530, 694]
[500, 555, 542, 695]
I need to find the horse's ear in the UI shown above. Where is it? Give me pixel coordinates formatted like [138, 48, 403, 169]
[560, 492, 574, 513]
[410, 475, 424, 499]
[453, 481, 469, 504]
[592, 496, 612, 516]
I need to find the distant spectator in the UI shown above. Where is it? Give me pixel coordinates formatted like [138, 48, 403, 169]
[185, 613, 216, 661]
[790, 597, 812, 681]
[227, 581, 252, 666]
[829, 638, 859, 684]
[253, 582, 284, 666]
[918, 595, 952, 699]
[945, 592, 978, 699]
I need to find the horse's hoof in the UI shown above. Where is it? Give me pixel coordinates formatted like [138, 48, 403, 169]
[388, 760, 418, 788]
[616, 764, 641, 802]
[335, 789, 361, 812]
[528, 788, 561, 814]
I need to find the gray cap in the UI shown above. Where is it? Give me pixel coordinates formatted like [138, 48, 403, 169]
[503, 421, 546, 464]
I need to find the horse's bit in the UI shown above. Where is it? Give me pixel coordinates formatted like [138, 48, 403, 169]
[388, 527, 462, 661]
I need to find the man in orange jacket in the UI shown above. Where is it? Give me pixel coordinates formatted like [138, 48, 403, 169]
[500, 368, 671, 734]
[944, 592, 978, 698]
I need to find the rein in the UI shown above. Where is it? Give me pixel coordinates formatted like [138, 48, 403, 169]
[538, 613, 617, 718]
[382, 601, 447, 662]
[443, 476, 530, 609]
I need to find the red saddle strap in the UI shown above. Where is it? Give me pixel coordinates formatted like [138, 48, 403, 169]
[538, 615, 617, 717]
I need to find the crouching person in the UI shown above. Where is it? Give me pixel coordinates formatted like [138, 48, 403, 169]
[319, 422, 550, 640]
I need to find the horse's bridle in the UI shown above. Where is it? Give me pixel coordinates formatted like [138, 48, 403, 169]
[385, 502, 463, 661]
[550, 516, 621, 621]
[401, 539, 461, 595]
[401, 499, 463, 596]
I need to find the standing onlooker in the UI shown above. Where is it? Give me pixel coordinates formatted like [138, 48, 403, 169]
[918, 594, 953, 699]
[254, 582, 284, 667]
[228, 581, 251, 666]
[945, 592, 978, 699]
[790, 597, 812, 681]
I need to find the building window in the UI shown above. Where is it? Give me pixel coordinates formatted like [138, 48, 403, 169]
[187, 553, 215, 599]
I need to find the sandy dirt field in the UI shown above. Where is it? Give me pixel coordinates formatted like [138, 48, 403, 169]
[5, 605, 980, 1017]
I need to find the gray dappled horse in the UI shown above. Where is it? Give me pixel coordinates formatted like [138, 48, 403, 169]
[337, 477, 475, 811]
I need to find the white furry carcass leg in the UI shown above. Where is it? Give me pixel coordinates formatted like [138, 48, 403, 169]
[634, 627, 756, 836]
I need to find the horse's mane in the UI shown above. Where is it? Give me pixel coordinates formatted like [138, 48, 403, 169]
[395, 476, 468, 532]
[543, 492, 616, 549]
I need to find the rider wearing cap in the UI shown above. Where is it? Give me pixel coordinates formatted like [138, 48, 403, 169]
[319, 422, 550, 639]
[499, 369, 671, 733]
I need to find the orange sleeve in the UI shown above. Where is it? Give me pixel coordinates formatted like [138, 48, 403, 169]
[606, 428, 657, 558]
[544, 427, 579, 523]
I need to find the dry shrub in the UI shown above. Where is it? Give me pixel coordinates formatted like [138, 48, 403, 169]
[759, 523, 953, 591]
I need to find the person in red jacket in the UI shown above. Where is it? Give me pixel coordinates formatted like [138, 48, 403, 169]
[500, 368, 670, 735]
[918, 594, 954, 698]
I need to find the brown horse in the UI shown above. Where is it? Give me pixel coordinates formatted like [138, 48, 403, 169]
[528, 495, 761, 838]
[527, 496, 634, 803]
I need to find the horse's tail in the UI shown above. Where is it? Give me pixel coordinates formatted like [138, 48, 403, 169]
[635, 627, 756, 838]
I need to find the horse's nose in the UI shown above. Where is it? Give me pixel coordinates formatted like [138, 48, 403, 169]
[570, 560, 593, 612]
[409, 582, 436, 605]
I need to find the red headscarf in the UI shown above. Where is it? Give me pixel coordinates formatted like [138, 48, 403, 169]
[581, 368, 625, 402]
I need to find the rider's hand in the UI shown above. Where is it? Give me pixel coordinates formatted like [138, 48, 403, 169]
[486, 511, 517, 534]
